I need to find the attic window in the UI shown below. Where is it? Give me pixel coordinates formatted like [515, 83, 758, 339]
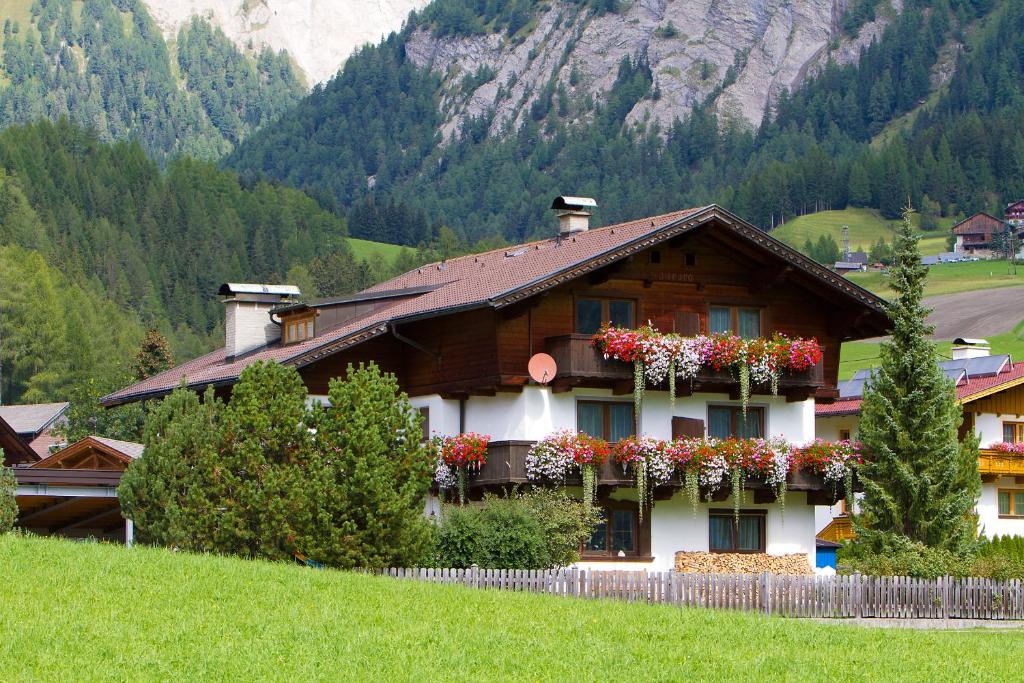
[685, 252, 696, 267]
[284, 316, 314, 345]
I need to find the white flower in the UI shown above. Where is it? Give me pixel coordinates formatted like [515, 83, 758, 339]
[525, 429, 575, 482]
[434, 458, 458, 489]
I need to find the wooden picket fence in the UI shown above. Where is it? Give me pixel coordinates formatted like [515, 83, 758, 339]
[370, 568, 1024, 620]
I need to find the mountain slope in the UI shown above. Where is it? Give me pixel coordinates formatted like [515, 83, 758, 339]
[0, 0, 304, 160]
[142, 0, 430, 85]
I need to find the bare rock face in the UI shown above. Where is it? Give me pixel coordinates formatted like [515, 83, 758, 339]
[406, 0, 899, 140]
[142, 0, 430, 85]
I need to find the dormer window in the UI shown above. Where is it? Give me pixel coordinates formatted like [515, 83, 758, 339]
[284, 316, 314, 344]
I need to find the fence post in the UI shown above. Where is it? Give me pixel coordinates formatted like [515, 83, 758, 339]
[761, 572, 771, 616]
[854, 572, 863, 619]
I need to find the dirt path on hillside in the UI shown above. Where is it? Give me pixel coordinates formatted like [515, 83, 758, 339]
[924, 286, 1024, 340]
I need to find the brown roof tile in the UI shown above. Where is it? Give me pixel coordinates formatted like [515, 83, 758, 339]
[104, 205, 887, 406]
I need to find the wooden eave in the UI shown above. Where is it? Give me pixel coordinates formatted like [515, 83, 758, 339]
[0, 416, 36, 466]
[31, 437, 135, 471]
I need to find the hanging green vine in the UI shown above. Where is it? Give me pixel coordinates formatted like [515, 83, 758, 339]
[582, 463, 597, 510]
[684, 467, 700, 514]
[633, 359, 645, 418]
[634, 459, 649, 522]
[668, 359, 676, 411]
[739, 364, 750, 416]
[731, 466, 745, 521]
[457, 467, 466, 505]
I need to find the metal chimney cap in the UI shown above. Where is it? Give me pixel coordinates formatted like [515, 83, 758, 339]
[952, 337, 989, 347]
[550, 196, 597, 212]
[218, 283, 301, 297]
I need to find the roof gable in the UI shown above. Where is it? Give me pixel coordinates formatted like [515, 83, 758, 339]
[952, 212, 1004, 235]
[30, 436, 142, 471]
[0, 414, 36, 465]
[104, 205, 888, 406]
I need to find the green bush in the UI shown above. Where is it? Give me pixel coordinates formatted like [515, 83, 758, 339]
[434, 489, 599, 569]
[840, 535, 974, 578]
[0, 462, 16, 533]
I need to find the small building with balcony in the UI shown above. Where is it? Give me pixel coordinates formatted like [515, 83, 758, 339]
[817, 338, 1024, 540]
[104, 203, 888, 572]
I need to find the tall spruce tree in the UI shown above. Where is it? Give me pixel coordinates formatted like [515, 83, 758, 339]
[132, 329, 175, 381]
[855, 208, 980, 552]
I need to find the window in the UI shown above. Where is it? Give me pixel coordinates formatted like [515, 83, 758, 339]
[998, 489, 1024, 517]
[418, 407, 430, 443]
[1003, 422, 1024, 444]
[583, 500, 646, 558]
[839, 429, 851, 441]
[708, 305, 762, 338]
[575, 297, 635, 334]
[707, 406, 764, 439]
[577, 401, 634, 442]
[284, 317, 314, 344]
[709, 510, 766, 553]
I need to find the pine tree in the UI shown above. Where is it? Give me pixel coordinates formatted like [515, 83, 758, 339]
[854, 207, 980, 552]
[131, 328, 175, 380]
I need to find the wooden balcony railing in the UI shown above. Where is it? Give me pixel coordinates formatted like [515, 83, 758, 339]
[465, 441, 847, 504]
[544, 334, 825, 394]
[979, 449, 1024, 477]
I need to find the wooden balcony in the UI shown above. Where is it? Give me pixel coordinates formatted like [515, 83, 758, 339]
[544, 334, 825, 398]
[464, 441, 849, 505]
[979, 449, 1024, 478]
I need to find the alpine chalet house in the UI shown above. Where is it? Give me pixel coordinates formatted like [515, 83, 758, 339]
[817, 338, 1024, 541]
[104, 202, 888, 571]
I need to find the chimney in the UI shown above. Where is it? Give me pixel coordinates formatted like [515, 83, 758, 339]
[551, 196, 597, 235]
[219, 283, 301, 361]
[951, 337, 991, 360]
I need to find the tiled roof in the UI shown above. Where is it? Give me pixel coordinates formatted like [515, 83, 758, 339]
[0, 402, 68, 436]
[92, 437, 145, 460]
[28, 433, 64, 459]
[816, 361, 1024, 417]
[104, 205, 887, 406]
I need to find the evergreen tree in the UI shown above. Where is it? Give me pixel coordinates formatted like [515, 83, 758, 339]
[309, 363, 435, 568]
[132, 329, 175, 381]
[854, 208, 981, 552]
[0, 463, 16, 533]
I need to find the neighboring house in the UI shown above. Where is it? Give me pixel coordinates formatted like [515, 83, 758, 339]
[103, 202, 889, 571]
[12, 436, 142, 543]
[0, 413, 37, 465]
[0, 402, 68, 459]
[951, 211, 1024, 258]
[816, 338, 1024, 540]
[834, 261, 866, 273]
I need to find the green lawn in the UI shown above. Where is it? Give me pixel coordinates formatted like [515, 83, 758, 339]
[771, 208, 952, 257]
[840, 320, 1024, 379]
[346, 236, 412, 263]
[847, 260, 1024, 298]
[1, 536, 1022, 680]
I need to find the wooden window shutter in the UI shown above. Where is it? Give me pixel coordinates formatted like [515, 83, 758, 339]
[673, 311, 701, 336]
[672, 416, 705, 439]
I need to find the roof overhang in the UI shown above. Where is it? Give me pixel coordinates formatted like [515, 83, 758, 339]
[0, 416, 37, 465]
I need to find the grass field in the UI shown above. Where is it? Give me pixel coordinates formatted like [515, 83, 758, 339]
[771, 208, 953, 257]
[847, 260, 1024, 298]
[346, 237, 412, 263]
[840, 320, 1024, 379]
[2, 536, 1023, 681]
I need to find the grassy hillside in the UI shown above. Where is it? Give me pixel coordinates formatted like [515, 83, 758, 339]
[347, 236, 413, 262]
[771, 208, 952, 257]
[847, 260, 1024, 298]
[2, 536, 1023, 681]
[840, 320, 1024, 380]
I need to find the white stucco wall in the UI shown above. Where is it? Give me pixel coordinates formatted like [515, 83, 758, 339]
[978, 478, 1024, 538]
[572, 488, 816, 572]
[815, 416, 859, 442]
[974, 412, 1024, 448]
[449, 386, 815, 443]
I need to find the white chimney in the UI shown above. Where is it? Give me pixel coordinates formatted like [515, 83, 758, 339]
[951, 337, 990, 360]
[219, 283, 301, 361]
[551, 196, 597, 235]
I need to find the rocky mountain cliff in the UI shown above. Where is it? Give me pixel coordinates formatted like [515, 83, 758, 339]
[142, 0, 431, 84]
[407, 0, 898, 139]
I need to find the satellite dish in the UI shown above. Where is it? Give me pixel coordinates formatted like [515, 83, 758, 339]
[528, 353, 557, 385]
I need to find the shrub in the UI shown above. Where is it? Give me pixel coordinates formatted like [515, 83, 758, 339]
[434, 489, 599, 569]
[120, 362, 435, 568]
[839, 535, 974, 578]
[0, 462, 16, 533]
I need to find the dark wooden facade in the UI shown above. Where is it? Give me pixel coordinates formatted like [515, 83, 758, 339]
[298, 222, 873, 400]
